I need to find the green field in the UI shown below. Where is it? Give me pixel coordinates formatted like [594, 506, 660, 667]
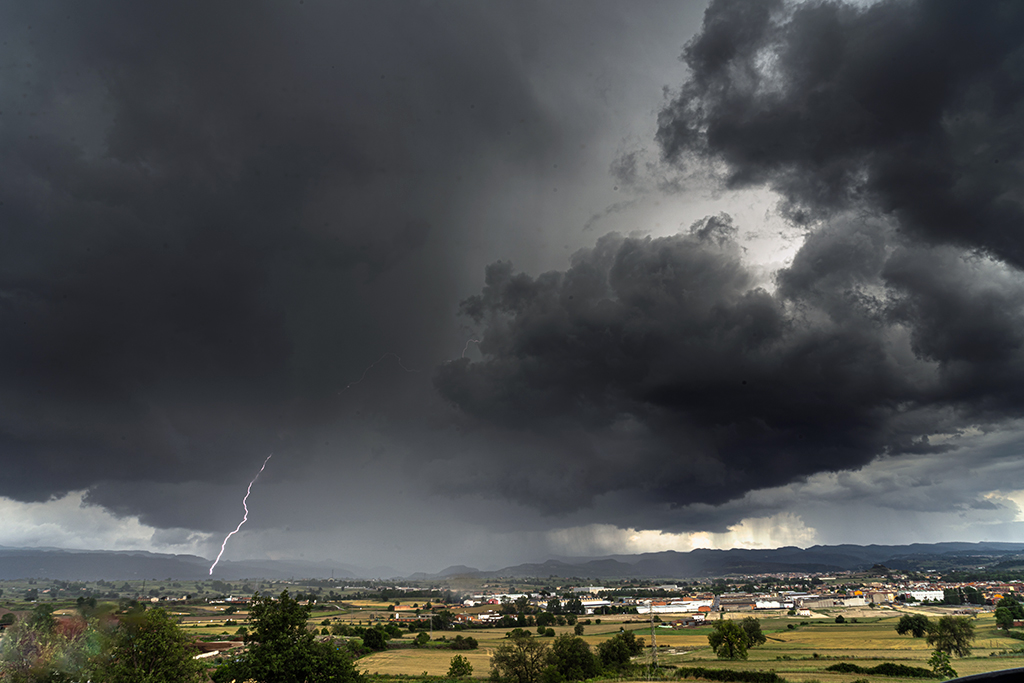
[360, 612, 1024, 682]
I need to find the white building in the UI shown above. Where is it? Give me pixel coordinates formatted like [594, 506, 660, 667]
[907, 590, 944, 602]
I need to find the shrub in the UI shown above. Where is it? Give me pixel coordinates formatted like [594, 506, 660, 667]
[448, 654, 473, 678]
[825, 662, 935, 678]
[676, 667, 785, 682]
[450, 635, 478, 650]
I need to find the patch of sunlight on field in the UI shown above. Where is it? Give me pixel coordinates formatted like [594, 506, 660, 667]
[644, 633, 714, 648]
[758, 622, 931, 652]
[359, 649, 495, 676]
[344, 600, 393, 609]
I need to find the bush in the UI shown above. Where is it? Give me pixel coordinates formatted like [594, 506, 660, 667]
[598, 630, 645, 671]
[448, 654, 473, 678]
[676, 667, 785, 682]
[825, 662, 935, 678]
[450, 635, 478, 650]
[362, 628, 388, 651]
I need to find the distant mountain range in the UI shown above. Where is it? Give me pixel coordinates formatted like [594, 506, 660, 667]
[2, 542, 1024, 581]
[0, 546, 398, 581]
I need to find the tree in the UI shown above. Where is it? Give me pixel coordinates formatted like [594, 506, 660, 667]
[432, 609, 455, 631]
[491, 634, 550, 683]
[362, 628, 387, 651]
[707, 620, 748, 660]
[215, 590, 362, 683]
[448, 654, 474, 678]
[26, 605, 56, 632]
[996, 607, 1015, 630]
[927, 616, 975, 658]
[895, 614, 932, 638]
[548, 634, 599, 681]
[998, 596, 1024, 615]
[996, 597, 1024, 629]
[597, 630, 644, 671]
[929, 649, 957, 680]
[962, 586, 984, 605]
[92, 607, 205, 683]
[740, 617, 766, 647]
[573, 623, 584, 636]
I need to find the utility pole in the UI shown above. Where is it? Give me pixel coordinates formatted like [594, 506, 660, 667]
[648, 600, 657, 678]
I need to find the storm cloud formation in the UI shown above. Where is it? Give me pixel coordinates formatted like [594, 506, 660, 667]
[0, 0, 712, 543]
[437, 0, 1024, 524]
[5, 0, 1024, 568]
[657, 0, 1024, 261]
[0, 1, 577, 489]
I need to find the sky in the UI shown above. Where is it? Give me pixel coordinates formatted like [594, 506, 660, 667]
[4, 0, 1024, 575]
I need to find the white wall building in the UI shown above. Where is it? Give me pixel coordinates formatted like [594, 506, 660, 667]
[907, 590, 944, 602]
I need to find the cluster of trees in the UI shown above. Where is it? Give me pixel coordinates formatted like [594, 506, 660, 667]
[939, 587, 986, 605]
[502, 596, 585, 617]
[490, 629, 645, 683]
[0, 589, 367, 682]
[491, 596, 634, 631]
[449, 634, 480, 650]
[0, 602, 207, 683]
[706, 618, 766, 660]
[330, 620, 404, 649]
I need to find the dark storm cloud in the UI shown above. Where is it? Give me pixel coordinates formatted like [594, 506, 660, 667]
[436, 0, 1024, 527]
[657, 0, 1024, 264]
[0, 0, 563, 510]
[436, 216, 915, 513]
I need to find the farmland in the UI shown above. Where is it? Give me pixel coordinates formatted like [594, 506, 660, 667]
[356, 610, 1024, 681]
[5, 576, 1024, 681]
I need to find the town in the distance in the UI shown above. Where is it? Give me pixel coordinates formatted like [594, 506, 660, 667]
[4, 543, 1024, 681]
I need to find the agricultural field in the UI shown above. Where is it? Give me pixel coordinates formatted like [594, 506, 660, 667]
[361, 610, 1024, 682]
[661, 611, 1024, 681]
[6, 575, 1024, 681]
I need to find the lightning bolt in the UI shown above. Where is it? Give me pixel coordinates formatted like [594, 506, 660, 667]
[209, 454, 272, 575]
[461, 339, 480, 358]
[342, 352, 418, 391]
